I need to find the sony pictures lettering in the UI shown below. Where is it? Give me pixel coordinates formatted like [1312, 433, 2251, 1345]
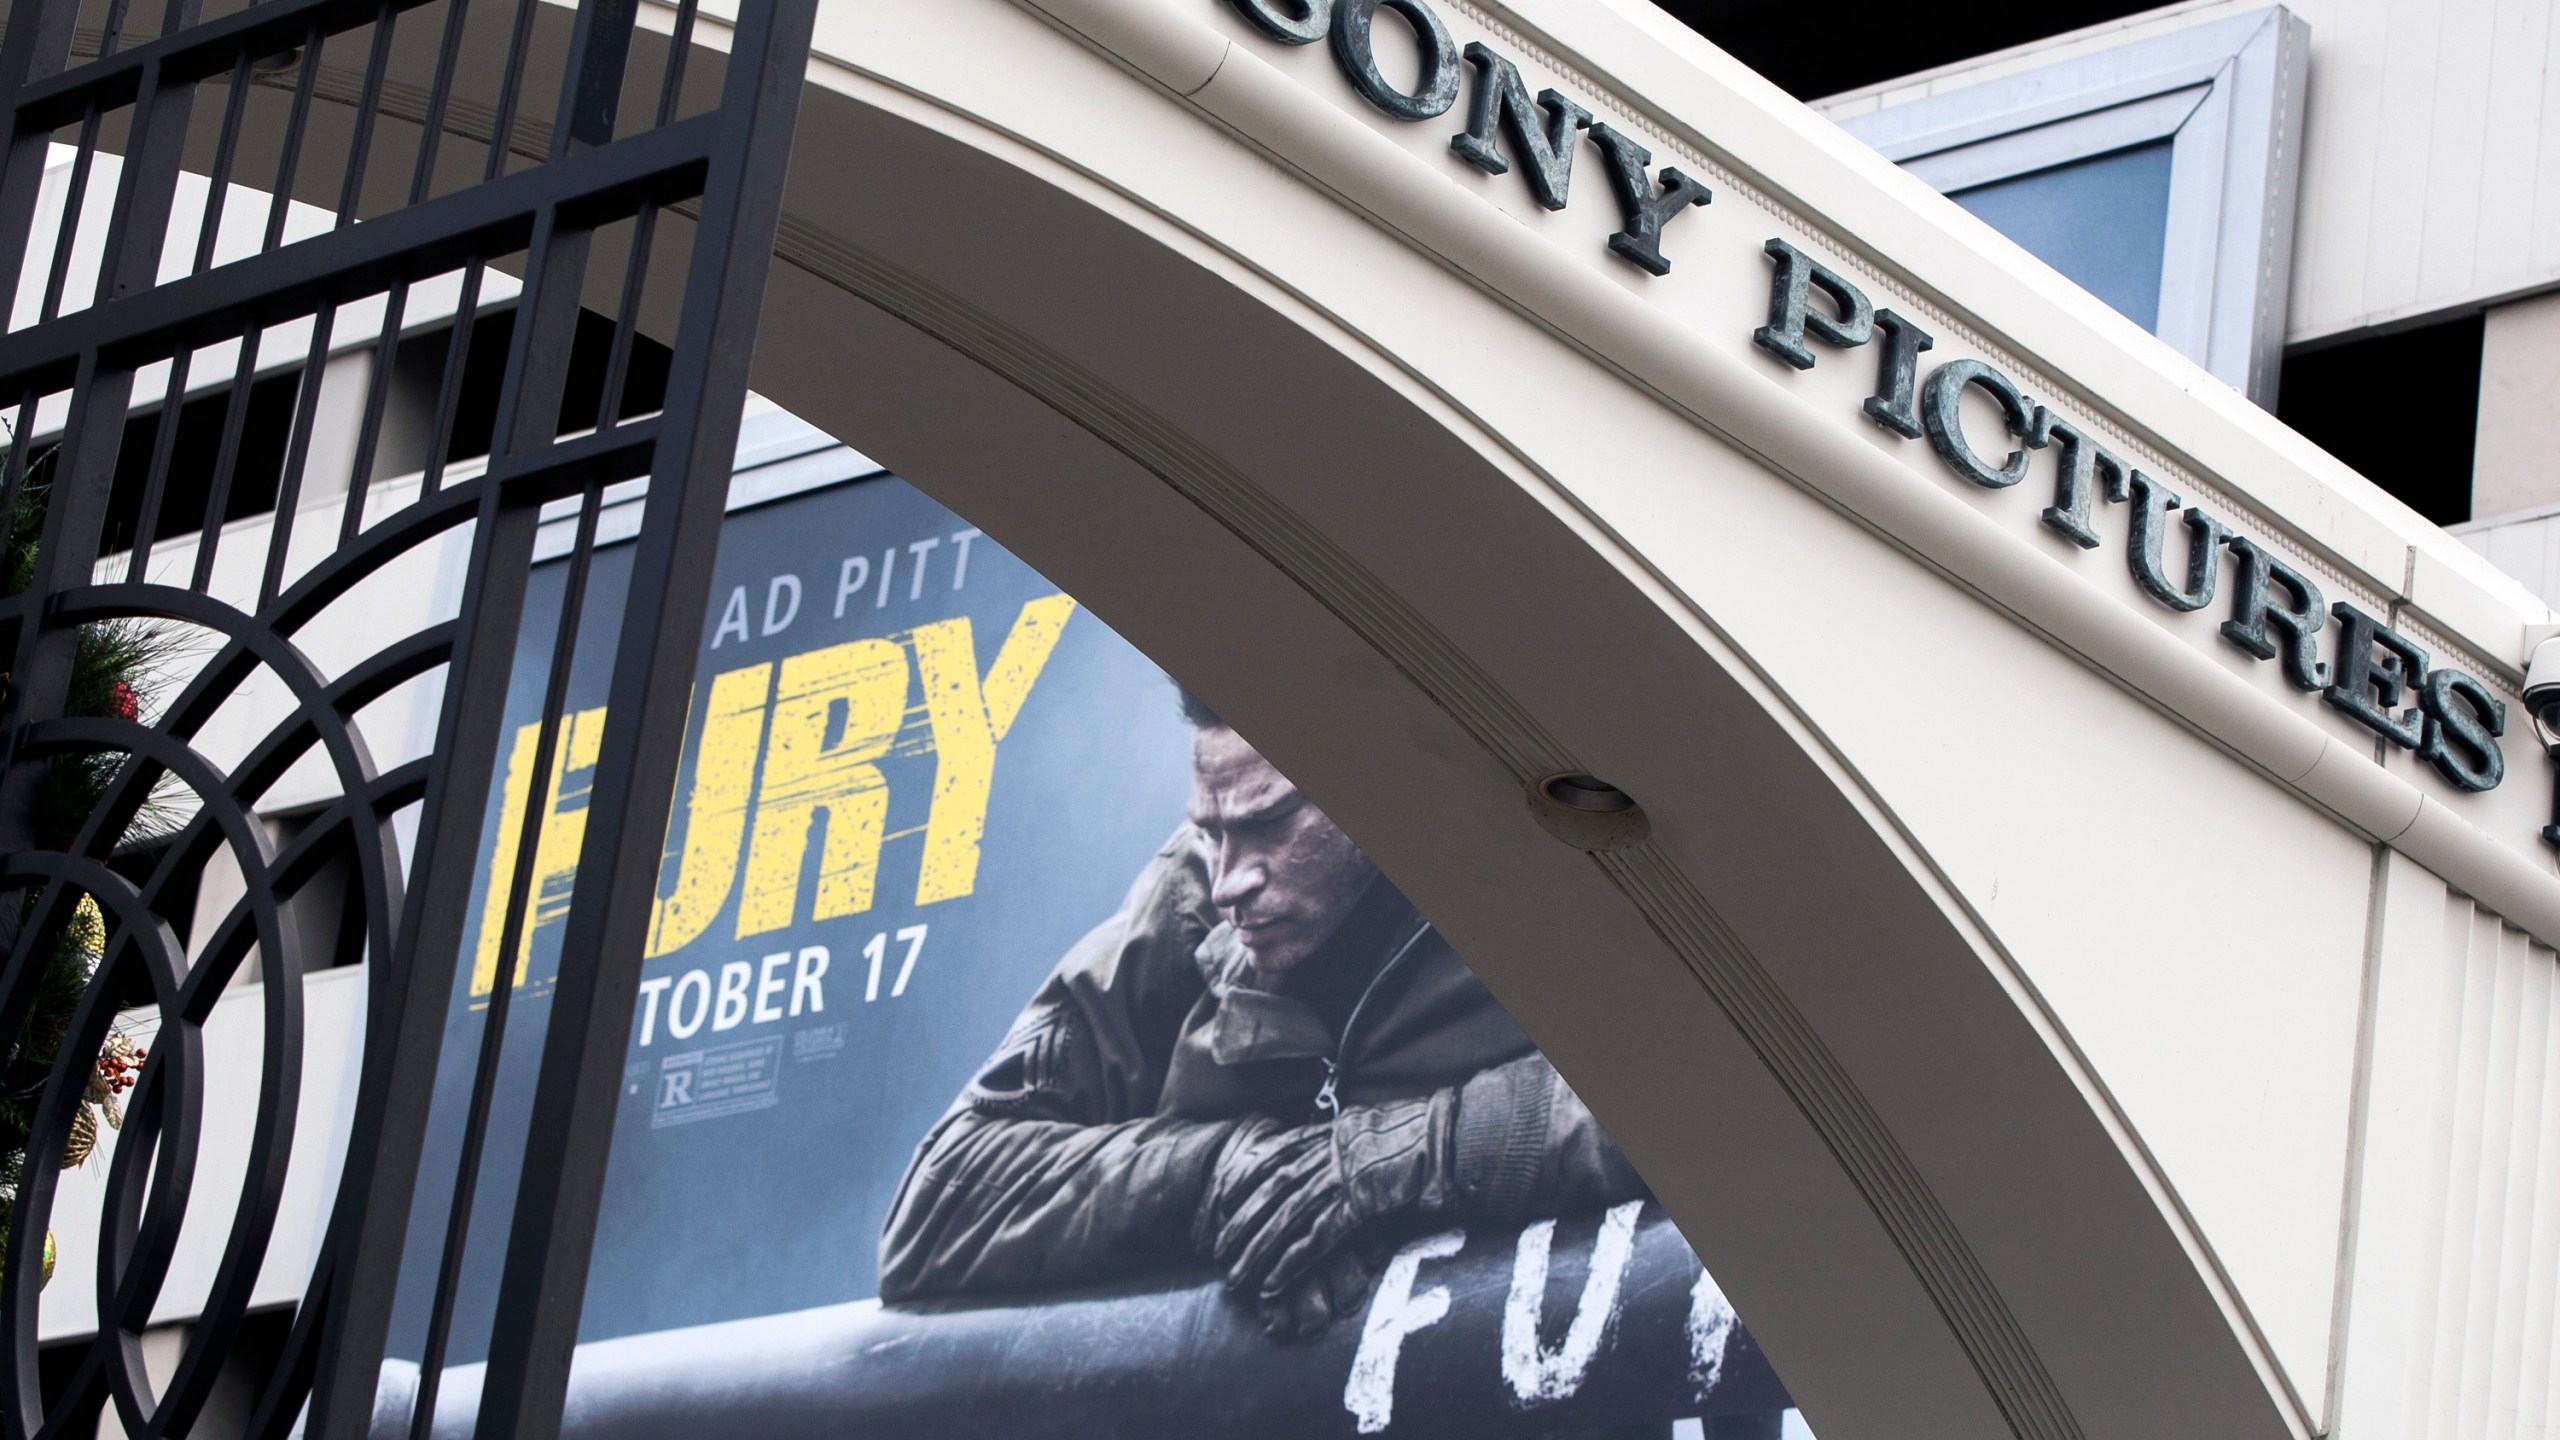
[1222, 0, 1713, 275]
[1222, 2, 2519, 818]
[1751, 236, 2512, 798]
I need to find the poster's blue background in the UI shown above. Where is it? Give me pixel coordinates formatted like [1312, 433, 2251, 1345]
[388, 473, 1195, 1361]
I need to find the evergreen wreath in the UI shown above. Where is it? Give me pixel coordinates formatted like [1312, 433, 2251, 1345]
[0, 449, 183, 1287]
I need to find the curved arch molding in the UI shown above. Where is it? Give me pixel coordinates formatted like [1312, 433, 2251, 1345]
[200, 2, 2560, 1438]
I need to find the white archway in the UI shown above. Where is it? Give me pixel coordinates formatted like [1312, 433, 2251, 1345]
[196, 1, 2560, 1436]
[731, 8, 2313, 1439]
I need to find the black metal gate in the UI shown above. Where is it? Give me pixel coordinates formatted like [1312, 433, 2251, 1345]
[0, 0, 817, 1436]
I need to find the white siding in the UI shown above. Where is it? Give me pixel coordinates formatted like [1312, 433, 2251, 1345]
[2336, 852, 2560, 1440]
[1816, 0, 2560, 345]
[2455, 505, 2560, 609]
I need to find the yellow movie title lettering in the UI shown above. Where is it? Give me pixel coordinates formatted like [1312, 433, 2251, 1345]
[735, 638, 906, 937]
[471, 706, 607, 996]
[470, 595, 1076, 993]
[914, 593, 1076, 905]
[644, 664, 774, 957]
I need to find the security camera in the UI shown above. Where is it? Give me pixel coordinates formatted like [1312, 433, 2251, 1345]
[2525, 635, 2560, 737]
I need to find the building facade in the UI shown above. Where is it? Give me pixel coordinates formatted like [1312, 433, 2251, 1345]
[7, 1, 2560, 1439]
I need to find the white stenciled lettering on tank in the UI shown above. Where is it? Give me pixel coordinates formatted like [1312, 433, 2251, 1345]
[1501, 1200, 1644, 1404]
[1687, 1264, 1738, 1395]
[1343, 1228, 1465, 1434]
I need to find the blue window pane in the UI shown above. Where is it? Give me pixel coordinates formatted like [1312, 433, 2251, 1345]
[1950, 140, 2175, 331]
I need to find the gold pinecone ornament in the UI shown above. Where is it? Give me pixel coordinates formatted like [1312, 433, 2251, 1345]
[13, 1028, 145, 1292]
[0, 1198, 58, 1291]
[62, 1105, 95, 1168]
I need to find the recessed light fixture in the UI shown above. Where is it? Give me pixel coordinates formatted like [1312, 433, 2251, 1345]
[1541, 773, 1635, 813]
[1527, 771, 1648, 851]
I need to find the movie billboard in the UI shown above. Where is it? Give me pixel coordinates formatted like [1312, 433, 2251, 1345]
[390, 415, 1803, 1440]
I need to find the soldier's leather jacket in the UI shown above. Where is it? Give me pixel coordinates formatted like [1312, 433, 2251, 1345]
[878, 825, 1645, 1302]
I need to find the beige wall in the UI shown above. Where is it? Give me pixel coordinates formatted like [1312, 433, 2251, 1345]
[2473, 289, 2560, 522]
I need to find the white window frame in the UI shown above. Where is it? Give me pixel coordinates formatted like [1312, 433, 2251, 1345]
[1834, 7, 2309, 407]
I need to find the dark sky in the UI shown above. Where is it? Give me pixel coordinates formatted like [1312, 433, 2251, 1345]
[1650, 0, 2171, 99]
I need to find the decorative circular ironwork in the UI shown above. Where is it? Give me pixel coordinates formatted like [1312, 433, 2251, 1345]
[2, 489, 468, 1440]
[0, 1, 813, 1437]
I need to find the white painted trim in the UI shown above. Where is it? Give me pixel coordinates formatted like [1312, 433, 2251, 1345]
[1836, 7, 2309, 406]
[1895, 86, 2206, 192]
[2454, 499, 2560, 535]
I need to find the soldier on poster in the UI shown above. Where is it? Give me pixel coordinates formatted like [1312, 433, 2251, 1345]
[881, 690, 1649, 1339]
[421, 464, 1790, 1438]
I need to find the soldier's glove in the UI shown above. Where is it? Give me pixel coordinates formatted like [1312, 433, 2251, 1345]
[1254, 1246, 1380, 1342]
[1194, 1115, 1319, 1262]
[1201, 1091, 1458, 1338]
[1196, 1118, 1345, 1338]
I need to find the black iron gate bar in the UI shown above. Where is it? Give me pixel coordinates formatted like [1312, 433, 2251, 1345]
[0, 2, 817, 1440]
